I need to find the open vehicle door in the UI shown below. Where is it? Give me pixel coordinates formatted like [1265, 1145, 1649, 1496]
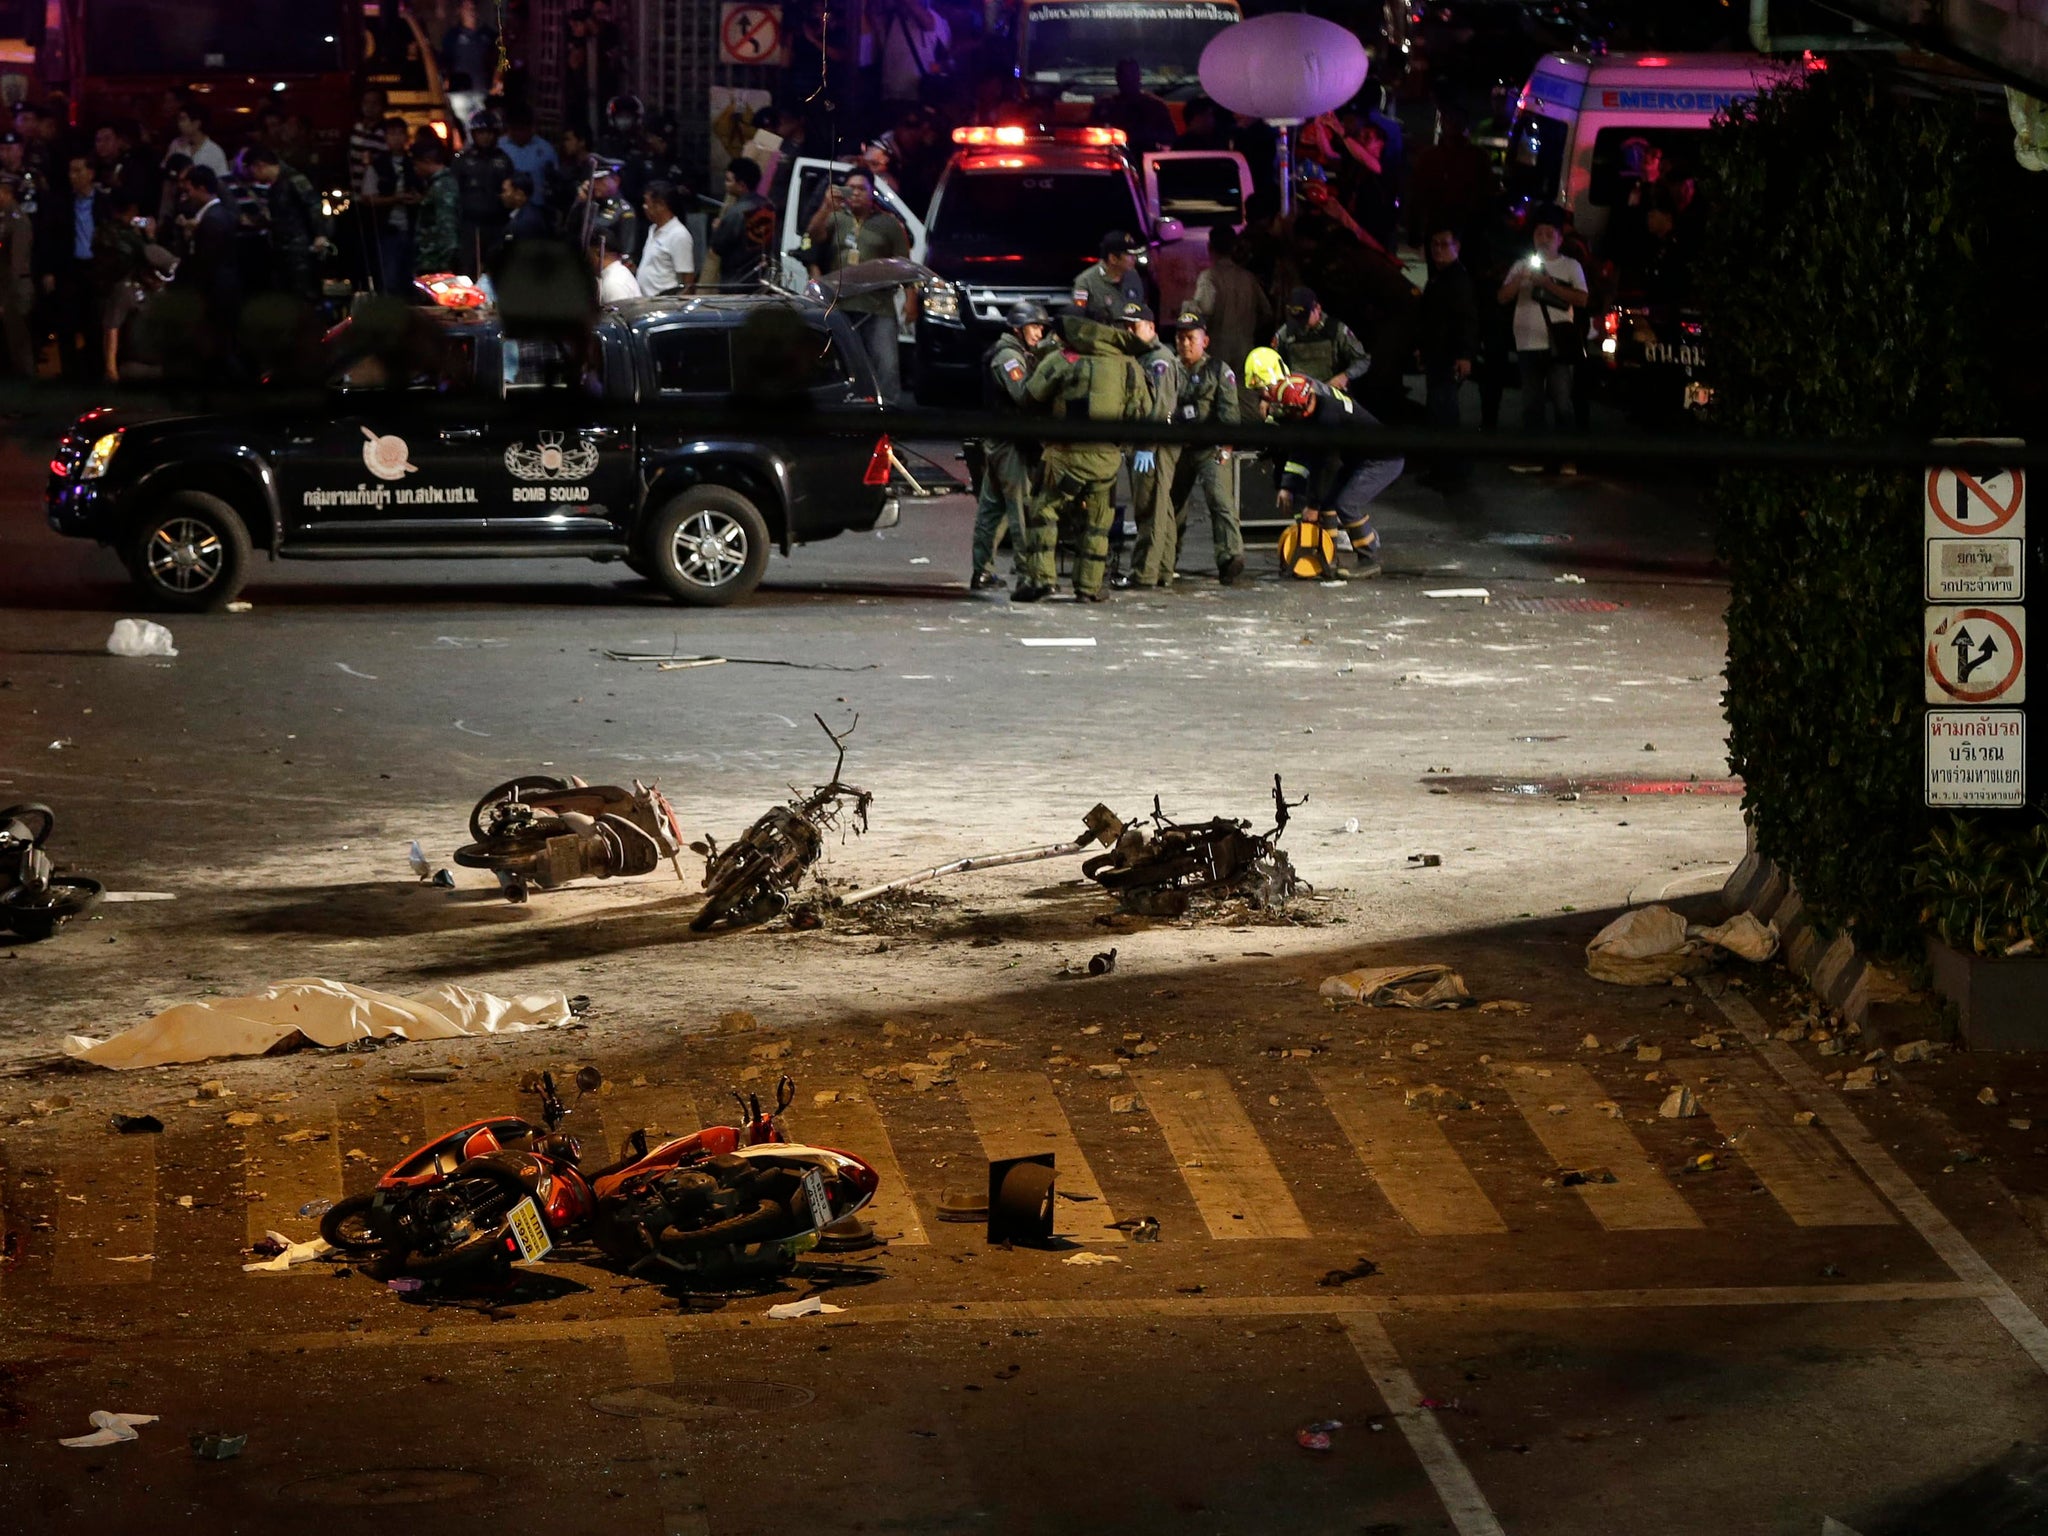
[777, 158, 929, 290]
[1141, 150, 1250, 321]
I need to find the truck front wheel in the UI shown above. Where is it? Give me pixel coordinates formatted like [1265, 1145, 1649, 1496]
[126, 491, 252, 612]
[642, 486, 771, 608]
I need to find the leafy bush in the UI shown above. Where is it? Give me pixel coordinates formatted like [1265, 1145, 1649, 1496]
[1911, 817, 2048, 957]
[1695, 60, 2016, 957]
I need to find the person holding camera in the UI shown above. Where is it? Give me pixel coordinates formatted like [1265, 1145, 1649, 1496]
[1496, 205, 1587, 473]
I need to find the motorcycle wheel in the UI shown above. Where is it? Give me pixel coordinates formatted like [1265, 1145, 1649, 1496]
[689, 857, 771, 933]
[0, 876, 105, 940]
[0, 802, 56, 848]
[469, 775, 573, 843]
[318, 1192, 386, 1255]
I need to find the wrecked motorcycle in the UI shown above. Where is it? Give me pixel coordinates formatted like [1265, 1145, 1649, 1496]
[590, 1075, 881, 1282]
[455, 775, 686, 903]
[1, 803, 104, 940]
[321, 1067, 614, 1277]
[690, 715, 871, 932]
[1083, 775, 1307, 917]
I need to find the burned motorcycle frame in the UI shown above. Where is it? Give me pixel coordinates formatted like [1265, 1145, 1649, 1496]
[0, 803, 104, 940]
[1083, 775, 1307, 917]
[690, 715, 872, 932]
[455, 775, 687, 903]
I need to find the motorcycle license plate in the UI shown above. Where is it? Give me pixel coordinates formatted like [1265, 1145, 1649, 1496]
[504, 1196, 553, 1263]
[800, 1168, 833, 1232]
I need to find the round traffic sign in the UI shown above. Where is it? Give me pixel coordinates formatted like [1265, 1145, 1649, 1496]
[721, 4, 781, 64]
[1926, 605, 2026, 704]
[1926, 465, 2024, 535]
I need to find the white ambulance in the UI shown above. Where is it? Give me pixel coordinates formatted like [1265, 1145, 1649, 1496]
[1506, 51, 1804, 248]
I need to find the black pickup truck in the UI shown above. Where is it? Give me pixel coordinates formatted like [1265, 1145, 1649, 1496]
[45, 295, 901, 611]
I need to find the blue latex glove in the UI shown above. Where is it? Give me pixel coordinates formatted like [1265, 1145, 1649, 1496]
[1132, 450, 1156, 473]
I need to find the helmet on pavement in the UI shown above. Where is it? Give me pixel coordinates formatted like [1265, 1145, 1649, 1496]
[1243, 346, 1286, 393]
[1007, 300, 1051, 330]
[468, 107, 503, 135]
[1271, 375, 1317, 417]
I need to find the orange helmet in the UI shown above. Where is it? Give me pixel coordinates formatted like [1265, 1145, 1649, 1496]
[1271, 375, 1318, 418]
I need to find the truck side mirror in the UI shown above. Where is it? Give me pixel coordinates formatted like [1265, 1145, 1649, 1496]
[1155, 218, 1185, 245]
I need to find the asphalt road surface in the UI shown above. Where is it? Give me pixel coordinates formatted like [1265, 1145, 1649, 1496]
[6, 432, 2047, 1536]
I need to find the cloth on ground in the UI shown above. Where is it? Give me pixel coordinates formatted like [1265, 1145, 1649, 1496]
[1318, 963, 1473, 1009]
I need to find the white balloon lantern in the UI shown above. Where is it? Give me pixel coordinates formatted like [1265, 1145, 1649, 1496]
[1200, 13, 1371, 214]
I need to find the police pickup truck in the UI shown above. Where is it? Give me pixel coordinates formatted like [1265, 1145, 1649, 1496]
[777, 127, 1249, 406]
[45, 294, 900, 611]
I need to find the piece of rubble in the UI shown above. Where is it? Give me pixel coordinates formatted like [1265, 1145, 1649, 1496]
[749, 1040, 792, 1063]
[278, 1128, 329, 1144]
[861, 1064, 893, 1082]
[1690, 1033, 1722, 1051]
[1637, 1045, 1663, 1063]
[1582, 1034, 1600, 1051]
[1774, 1023, 1808, 1043]
[1816, 1035, 1845, 1056]
[1979, 1086, 2002, 1106]
[1088, 1063, 1125, 1080]
[1109, 1094, 1143, 1114]
[813, 1090, 841, 1106]
[1793, 1110, 1817, 1127]
[2011, 1118, 2033, 1131]
[1658, 1086, 1700, 1119]
[1892, 1040, 1943, 1064]
[197, 1080, 232, 1099]
[1404, 1084, 1469, 1111]
[1593, 1100, 1622, 1119]
[718, 1010, 758, 1033]
[1843, 1067, 1879, 1092]
[898, 1063, 953, 1091]
[224, 1110, 263, 1128]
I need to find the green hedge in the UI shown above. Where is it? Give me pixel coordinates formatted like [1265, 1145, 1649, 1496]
[1695, 61, 2013, 957]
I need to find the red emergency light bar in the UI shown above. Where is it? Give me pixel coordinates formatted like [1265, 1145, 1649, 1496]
[951, 125, 1127, 148]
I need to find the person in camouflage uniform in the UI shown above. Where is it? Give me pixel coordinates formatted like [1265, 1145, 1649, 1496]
[246, 146, 330, 299]
[1136, 306, 1244, 586]
[1016, 312, 1151, 603]
[970, 300, 1052, 590]
[411, 137, 461, 275]
[1269, 285, 1368, 394]
[1118, 299, 1181, 588]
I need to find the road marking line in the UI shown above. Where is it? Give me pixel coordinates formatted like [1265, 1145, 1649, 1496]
[597, 1086, 703, 1161]
[1687, 1073, 1893, 1227]
[1314, 1072, 1507, 1236]
[1710, 985, 2048, 1376]
[234, 1281, 1995, 1357]
[1139, 1069, 1311, 1239]
[244, 1112, 343, 1248]
[957, 1072, 1123, 1242]
[784, 1085, 928, 1245]
[1346, 1314, 1507, 1536]
[54, 1136, 157, 1285]
[1493, 1062, 1703, 1230]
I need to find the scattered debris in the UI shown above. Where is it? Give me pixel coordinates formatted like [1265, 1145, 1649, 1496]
[1108, 1094, 1143, 1114]
[898, 1062, 952, 1091]
[1018, 637, 1097, 648]
[1083, 776, 1306, 917]
[60, 1411, 159, 1448]
[1109, 1216, 1161, 1242]
[1318, 1257, 1380, 1287]
[224, 1110, 263, 1128]
[0, 802, 106, 941]
[1637, 1045, 1664, 1063]
[1980, 1087, 2002, 1106]
[1424, 588, 1491, 601]
[1843, 1067, 1881, 1093]
[197, 1080, 232, 1099]
[1892, 1040, 1944, 1064]
[1088, 1063, 1125, 1080]
[1582, 1034, 1601, 1050]
[841, 805, 1120, 907]
[1682, 1152, 1719, 1173]
[1554, 1167, 1617, 1187]
[603, 648, 877, 672]
[1407, 853, 1442, 868]
[936, 1187, 989, 1223]
[1089, 948, 1119, 975]
[766, 1296, 846, 1319]
[106, 619, 177, 658]
[243, 1231, 334, 1273]
[1296, 1420, 1343, 1451]
[189, 1432, 247, 1461]
[1793, 1111, 1818, 1128]
[1658, 1086, 1701, 1119]
[109, 1113, 163, 1134]
[1062, 1251, 1121, 1266]
[456, 774, 686, 906]
[62, 980, 576, 1069]
[1404, 1084, 1469, 1111]
[1586, 907, 1711, 985]
[1478, 999, 1532, 1015]
[2012, 1118, 2033, 1132]
[1319, 964, 1472, 1010]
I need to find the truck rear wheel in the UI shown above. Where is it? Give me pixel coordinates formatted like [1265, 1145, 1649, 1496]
[126, 490, 252, 613]
[643, 486, 770, 608]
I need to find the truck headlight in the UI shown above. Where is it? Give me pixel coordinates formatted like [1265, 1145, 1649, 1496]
[923, 281, 961, 321]
[80, 431, 122, 481]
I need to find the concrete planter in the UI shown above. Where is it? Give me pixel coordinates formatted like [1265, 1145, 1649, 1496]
[1927, 938, 2048, 1052]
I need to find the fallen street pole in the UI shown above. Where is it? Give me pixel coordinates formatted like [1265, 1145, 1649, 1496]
[837, 804, 1124, 906]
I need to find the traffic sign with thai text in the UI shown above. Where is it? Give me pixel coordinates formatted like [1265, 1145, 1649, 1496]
[1926, 537, 2025, 603]
[1924, 605, 2026, 705]
[1925, 709, 2027, 807]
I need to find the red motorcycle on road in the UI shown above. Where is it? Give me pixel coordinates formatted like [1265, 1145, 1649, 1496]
[322, 1073, 879, 1283]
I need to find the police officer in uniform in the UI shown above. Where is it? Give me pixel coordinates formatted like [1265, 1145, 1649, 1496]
[0, 172, 33, 376]
[453, 108, 516, 275]
[1017, 311, 1151, 603]
[1147, 306, 1244, 585]
[1269, 285, 1368, 397]
[1070, 229, 1144, 322]
[1117, 299, 1181, 588]
[970, 300, 1051, 591]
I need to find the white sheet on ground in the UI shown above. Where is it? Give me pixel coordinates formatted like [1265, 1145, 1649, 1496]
[61, 978, 574, 1070]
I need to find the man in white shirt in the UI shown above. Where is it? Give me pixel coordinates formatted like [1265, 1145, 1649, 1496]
[877, 0, 949, 116]
[634, 180, 694, 298]
[591, 227, 641, 303]
[1496, 205, 1588, 472]
[166, 104, 230, 179]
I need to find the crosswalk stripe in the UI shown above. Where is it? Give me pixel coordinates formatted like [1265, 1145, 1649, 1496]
[1139, 1069, 1311, 1239]
[243, 1111, 343, 1248]
[54, 1134, 158, 1284]
[1314, 1072, 1507, 1236]
[594, 1083, 702, 1163]
[1493, 1063, 1702, 1231]
[957, 1072, 1124, 1243]
[784, 1084, 929, 1246]
[1691, 1075, 1894, 1227]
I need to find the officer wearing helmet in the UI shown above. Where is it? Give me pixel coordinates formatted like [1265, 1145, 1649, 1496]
[970, 300, 1054, 591]
[453, 108, 515, 276]
[1268, 286, 1368, 399]
[1246, 347, 1403, 581]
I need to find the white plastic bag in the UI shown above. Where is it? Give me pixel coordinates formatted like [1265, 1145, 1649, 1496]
[1586, 905, 1711, 985]
[106, 619, 177, 658]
